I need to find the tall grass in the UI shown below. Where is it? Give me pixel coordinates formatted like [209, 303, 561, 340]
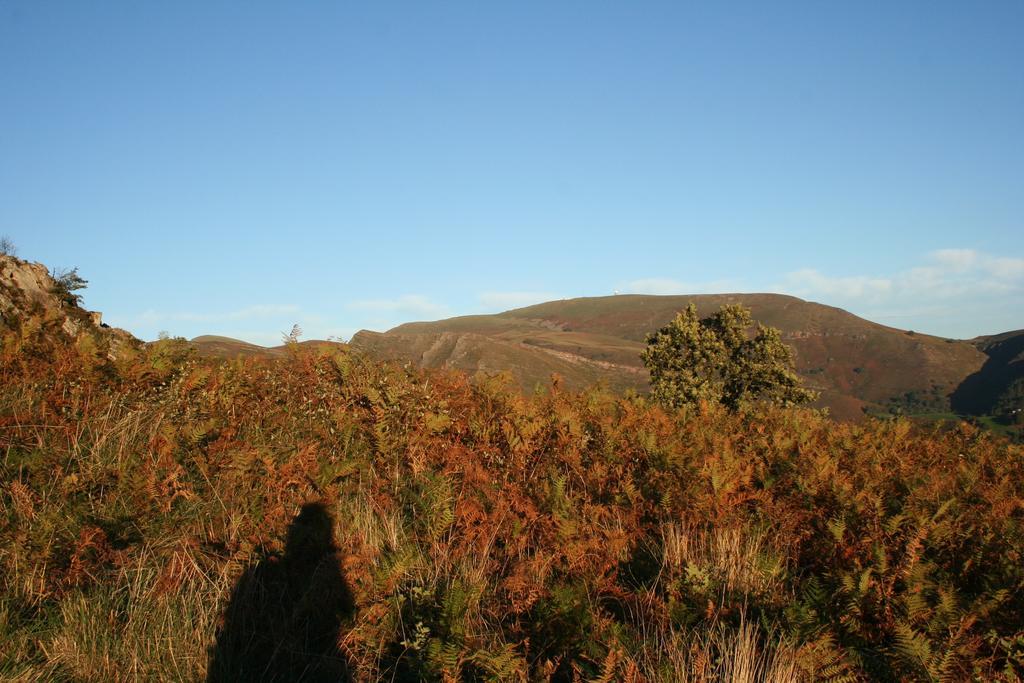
[2, 314, 1023, 680]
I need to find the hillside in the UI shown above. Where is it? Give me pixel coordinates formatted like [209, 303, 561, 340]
[3, 295, 1024, 680]
[952, 329, 1024, 420]
[349, 293, 990, 421]
[191, 335, 347, 360]
[3, 259, 1024, 679]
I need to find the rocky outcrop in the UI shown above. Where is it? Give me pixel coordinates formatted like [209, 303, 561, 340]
[0, 255, 138, 356]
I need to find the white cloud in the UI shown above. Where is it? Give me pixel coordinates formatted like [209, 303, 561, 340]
[780, 249, 1023, 304]
[781, 269, 893, 300]
[989, 256, 1024, 280]
[622, 277, 744, 296]
[775, 248, 1023, 336]
[345, 295, 449, 319]
[930, 248, 978, 272]
[477, 290, 558, 311]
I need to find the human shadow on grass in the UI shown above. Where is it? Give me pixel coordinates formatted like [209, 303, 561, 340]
[207, 502, 354, 682]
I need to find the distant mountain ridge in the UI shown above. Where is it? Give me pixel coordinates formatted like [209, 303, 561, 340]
[190, 335, 345, 359]
[187, 293, 1018, 425]
[342, 293, 993, 422]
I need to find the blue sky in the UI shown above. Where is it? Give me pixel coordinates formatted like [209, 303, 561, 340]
[2, 1, 1021, 343]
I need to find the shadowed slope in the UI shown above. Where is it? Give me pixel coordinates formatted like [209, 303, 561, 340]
[952, 330, 1024, 417]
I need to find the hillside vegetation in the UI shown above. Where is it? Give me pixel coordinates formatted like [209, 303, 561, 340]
[346, 294, 989, 423]
[2, 267, 1024, 681]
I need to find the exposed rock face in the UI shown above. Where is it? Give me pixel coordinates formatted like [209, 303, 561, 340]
[0, 255, 138, 355]
[0, 257, 60, 322]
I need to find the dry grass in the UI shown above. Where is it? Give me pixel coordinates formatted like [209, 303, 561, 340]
[661, 523, 788, 601]
[1, 315, 1022, 680]
[17, 546, 229, 682]
[644, 618, 803, 683]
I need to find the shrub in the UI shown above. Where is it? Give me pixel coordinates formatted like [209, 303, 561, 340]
[1, 309, 1022, 680]
[50, 266, 88, 305]
[642, 303, 817, 411]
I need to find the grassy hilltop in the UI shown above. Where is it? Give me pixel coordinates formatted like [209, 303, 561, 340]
[187, 290, 1022, 430]
[347, 294, 997, 423]
[2, 257, 1024, 681]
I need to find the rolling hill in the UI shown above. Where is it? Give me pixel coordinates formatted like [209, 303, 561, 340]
[187, 293, 1016, 424]
[191, 335, 346, 360]
[952, 329, 1024, 418]
[346, 294, 991, 421]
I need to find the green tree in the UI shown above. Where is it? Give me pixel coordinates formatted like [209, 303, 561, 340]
[641, 303, 817, 411]
[50, 267, 88, 305]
